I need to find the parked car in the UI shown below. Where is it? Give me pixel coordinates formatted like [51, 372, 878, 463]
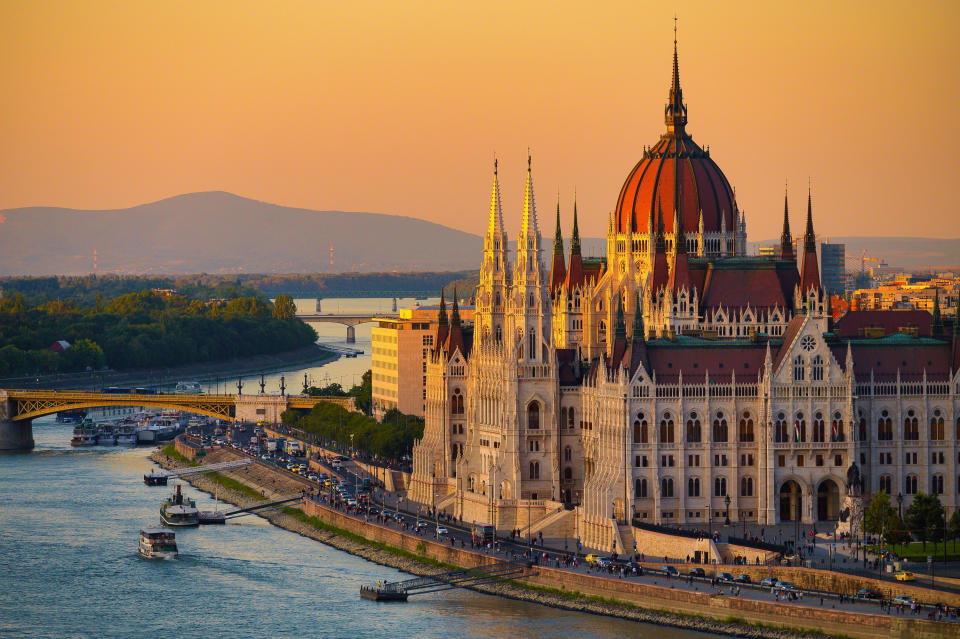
[892, 595, 914, 606]
[718, 572, 734, 582]
[734, 574, 752, 584]
[760, 577, 776, 588]
[894, 570, 915, 582]
[856, 588, 881, 599]
[775, 580, 799, 592]
[688, 567, 706, 578]
[662, 565, 679, 577]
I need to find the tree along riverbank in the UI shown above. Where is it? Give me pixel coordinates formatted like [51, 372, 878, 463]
[149, 448, 852, 639]
[0, 343, 338, 391]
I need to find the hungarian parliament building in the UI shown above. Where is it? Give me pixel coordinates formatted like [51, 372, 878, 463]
[410, 41, 960, 552]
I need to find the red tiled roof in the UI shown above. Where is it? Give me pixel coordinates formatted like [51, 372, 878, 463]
[702, 264, 789, 312]
[549, 252, 566, 294]
[564, 252, 584, 290]
[834, 310, 932, 338]
[644, 343, 767, 383]
[800, 247, 820, 293]
[832, 341, 951, 379]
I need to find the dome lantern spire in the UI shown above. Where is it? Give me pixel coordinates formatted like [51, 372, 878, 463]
[665, 17, 687, 137]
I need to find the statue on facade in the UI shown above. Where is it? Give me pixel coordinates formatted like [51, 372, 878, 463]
[846, 462, 861, 496]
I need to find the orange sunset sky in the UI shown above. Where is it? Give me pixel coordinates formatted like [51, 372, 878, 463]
[2, 0, 959, 241]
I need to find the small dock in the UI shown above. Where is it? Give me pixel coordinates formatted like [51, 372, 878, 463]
[361, 561, 534, 602]
[144, 459, 254, 486]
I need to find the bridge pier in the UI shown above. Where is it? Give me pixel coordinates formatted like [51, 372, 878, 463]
[346, 325, 356, 343]
[0, 419, 33, 451]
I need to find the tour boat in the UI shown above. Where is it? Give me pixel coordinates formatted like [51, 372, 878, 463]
[115, 422, 138, 446]
[139, 528, 178, 559]
[160, 484, 199, 527]
[70, 421, 98, 447]
[95, 422, 117, 445]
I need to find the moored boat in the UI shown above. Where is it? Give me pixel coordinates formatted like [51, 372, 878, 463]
[160, 484, 199, 527]
[70, 420, 98, 447]
[139, 528, 178, 559]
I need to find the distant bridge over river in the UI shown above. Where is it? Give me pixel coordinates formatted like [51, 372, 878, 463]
[295, 313, 398, 343]
[0, 389, 354, 451]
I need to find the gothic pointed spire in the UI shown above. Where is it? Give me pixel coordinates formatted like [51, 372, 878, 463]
[614, 295, 627, 342]
[665, 17, 687, 137]
[571, 196, 581, 255]
[553, 199, 564, 255]
[932, 288, 942, 334]
[800, 180, 821, 293]
[520, 150, 538, 239]
[450, 286, 461, 328]
[438, 289, 448, 327]
[780, 182, 795, 260]
[804, 180, 815, 253]
[487, 156, 504, 239]
[631, 291, 645, 341]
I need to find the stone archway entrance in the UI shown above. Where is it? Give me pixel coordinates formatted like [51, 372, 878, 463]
[817, 479, 840, 521]
[779, 480, 802, 522]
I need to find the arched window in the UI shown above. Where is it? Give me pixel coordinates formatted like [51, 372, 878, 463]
[878, 410, 893, 440]
[811, 355, 824, 381]
[712, 413, 728, 442]
[635, 478, 648, 498]
[661, 477, 674, 498]
[793, 355, 805, 381]
[451, 388, 464, 415]
[561, 407, 568, 428]
[567, 408, 575, 429]
[932, 474, 944, 495]
[714, 477, 727, 497]
[659, 414, 675, 444]
[858, 416, 867, 442]
[904, 474, 918, 495]
[740, 476, 754, 497]
[879, 475, 892, 494]
[527, 402, 540, 429]
[904, 410, 919, 440]
[813, 412, 826, 443]
[795, 413, 806, 442]
[564, 446, 572, 462]
[832, 412, 844, 442]
[738, 412, 754, 443]
[633, 420, 645, 443]
[686, 415, 701, 443]
[930, 410, 945, 440]
[564, 466, 572, 480]
[495, 325, 502, 342]
[687, 477, 700, 497]
[775, 413, 789, 443]
[598, 320, 607, 344]
[529, 461, 540, 479]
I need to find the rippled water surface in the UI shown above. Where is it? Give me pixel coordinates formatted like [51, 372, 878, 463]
[0, 419, 715, 639]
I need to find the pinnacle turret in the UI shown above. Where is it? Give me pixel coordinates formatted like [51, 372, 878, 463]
[664, 19, 688, 136]
[780, 184, 794, 260]
[614, 295, 627, 342]
[631, 291, 645, 341]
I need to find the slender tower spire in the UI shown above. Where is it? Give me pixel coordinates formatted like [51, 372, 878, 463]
[631, 290, 645, 341]
[799, 181, 821, 293]
[614, 295, 627, 342]
[780, 182, 795, 260]
[549, 198, 567, 294]
[665, 17, 687, 137]
[564, 196, 584, 290]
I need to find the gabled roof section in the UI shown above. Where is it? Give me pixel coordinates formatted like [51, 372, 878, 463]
[773, 316, 806, 370]
[644, 340, 767, 383]
[701, 259, 789, 311]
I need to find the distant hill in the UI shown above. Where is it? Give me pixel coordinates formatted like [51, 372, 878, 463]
[0, 192, 483, 275]
[0, 192, 954, 275]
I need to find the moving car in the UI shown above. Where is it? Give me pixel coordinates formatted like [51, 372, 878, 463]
[662, 565, 679, 577]
[734, 574, 752, 584]
[435, 526, 448, 536]
[892, 595, 914, 606]
[688, 567, 706, 578]
[856, 588, 881, 599]
[717, 572, 734, 582]
[584, 554, 600, 564]
[894, 570, 915, 582]
[760, 577, 776, 588]
[775, 580, 799, 592]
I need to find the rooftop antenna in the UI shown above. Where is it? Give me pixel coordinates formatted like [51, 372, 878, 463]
[259, 373, 265, 394]
[237, 376, 243, 394]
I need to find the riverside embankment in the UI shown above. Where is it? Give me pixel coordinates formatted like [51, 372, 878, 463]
[153, 441, 958, 639]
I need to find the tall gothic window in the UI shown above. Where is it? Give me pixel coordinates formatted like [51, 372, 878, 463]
[687, 477, 700, 497]
[529, 461, 540, 480]
[635, 478, 648, 498]
[775, 413, 789, 443]
[738, 412, 754, 442]
[813, 412, 825, 443]
[661, 477, 674, 498]
[878, 410, 893, 440]
[712, 413, 728, 442]
[795, 413, 807, 442]
[686, 415, 701, 443]
[811, 355, 824, 381]
[931, 410, 945, 440]
[527, 402, 540, 430]
[832, 412, 845, 442]
[714, 477, 727, 497]
[659, 414, 675, 444]
[904, 410, 919, 440]
[793, 355, 805, 381]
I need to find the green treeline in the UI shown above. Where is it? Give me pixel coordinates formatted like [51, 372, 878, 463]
[0, 289, 317, 376]
[282, 372, 421, 460]
[0, 271, 476, 303]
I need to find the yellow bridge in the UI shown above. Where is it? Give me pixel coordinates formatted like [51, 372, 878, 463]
[0, 389, 354, 450]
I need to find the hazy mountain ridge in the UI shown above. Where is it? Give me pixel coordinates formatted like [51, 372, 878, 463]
[0, 192, 955, 275]
[0, 192, 483, 275]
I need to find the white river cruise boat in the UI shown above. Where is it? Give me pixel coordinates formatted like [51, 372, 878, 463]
[139, 528, 178, 559]
[160, 484, 199, 527]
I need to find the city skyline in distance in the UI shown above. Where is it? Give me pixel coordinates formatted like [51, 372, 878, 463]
[2, 1, 958, 243]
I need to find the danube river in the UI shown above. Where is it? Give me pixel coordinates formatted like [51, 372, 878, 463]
[0, 297, 714, 638]
[0, 422, 715, 639]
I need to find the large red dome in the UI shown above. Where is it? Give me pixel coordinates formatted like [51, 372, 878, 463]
[615, 38, 736, 236]
[614, 134, 735, 235]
